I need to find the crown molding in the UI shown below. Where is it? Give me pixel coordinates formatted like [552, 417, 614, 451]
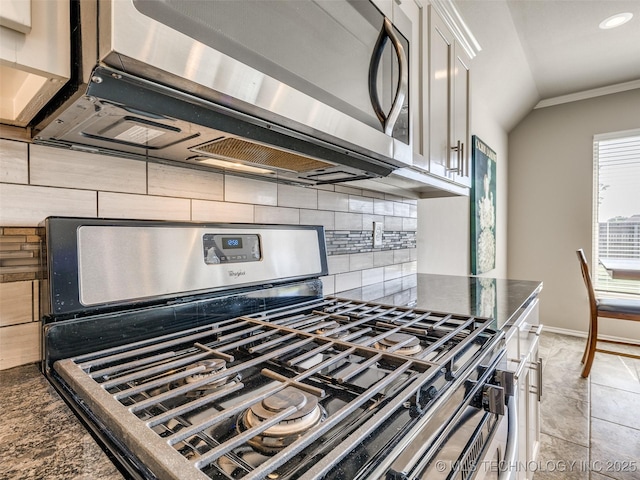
[430, 0, 482, 59]
[535, 79, 640, 109]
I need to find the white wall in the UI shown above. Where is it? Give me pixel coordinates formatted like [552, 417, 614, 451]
[418, 93, 509, 278]
[508, 88, 640, 339]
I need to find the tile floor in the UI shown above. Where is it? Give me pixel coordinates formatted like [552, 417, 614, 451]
[535, 331, 640, 480]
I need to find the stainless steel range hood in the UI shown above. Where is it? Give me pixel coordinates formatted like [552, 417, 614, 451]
[32, 0, 413, 185]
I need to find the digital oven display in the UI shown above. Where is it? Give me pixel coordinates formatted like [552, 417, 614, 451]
[202, 233, 260, 265]
[222, 237, 243, 249]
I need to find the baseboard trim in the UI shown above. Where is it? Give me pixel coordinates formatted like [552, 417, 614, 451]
[542, 326, 639, 344]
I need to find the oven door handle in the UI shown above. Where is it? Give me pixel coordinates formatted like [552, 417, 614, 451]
[499, 395, 518, 480]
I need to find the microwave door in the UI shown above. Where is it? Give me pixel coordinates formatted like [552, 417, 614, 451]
[130, 0, 406, 141]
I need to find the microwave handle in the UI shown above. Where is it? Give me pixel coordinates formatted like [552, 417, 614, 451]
[368, 17, 408, 136]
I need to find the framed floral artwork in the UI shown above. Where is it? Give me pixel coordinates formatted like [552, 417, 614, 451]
[470, 136, 497, 274]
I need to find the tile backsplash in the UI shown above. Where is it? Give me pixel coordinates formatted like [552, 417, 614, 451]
[0, 138, 417, 370]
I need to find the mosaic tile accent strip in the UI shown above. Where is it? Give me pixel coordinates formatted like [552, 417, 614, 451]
[325, 230, 416, 255]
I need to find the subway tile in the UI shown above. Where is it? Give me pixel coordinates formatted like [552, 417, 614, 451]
[402, 275, 417, 290]
[402, 261, 417, 276]
[0, 139, 28, 184]
[384, 264, 403, 281]
[254, 206, 300, 224]
[385, 193, 405, 202]
[318, 190, 349, 212]
[0, 322, 40, 370]
[403, 217, 418, 231]
[312, 184, 334, 192]
[224, 175, 277, 206]
[350, 252, 374, 271]
[384, 216, 403, 231]
[361, 267, 384, 286]
[393, 202, 411, 217]
[363, 215, 384, 231]
[335, 212, 362, 230]
[328, 254, 350, 275]
[192, 200, 254, 223]
[334, 185, 362, 196]
[335, 271, 362, 293]
[394, 249, 412, 263]
[374, 199, 394, 216]
[278, 184, 317, 209]
[30, 145, 146, 194]
[0, 183, 96, 225]
[320, 275, 335, 295]
[361, 189, 385, 199]
[148, 163, 223, 201]
[299, 209, 334, 229]
[348, 195, 373, 214]
[98, 192, 190, 220]
[0, 281, 33, 326]
[373, 250, 394, 267]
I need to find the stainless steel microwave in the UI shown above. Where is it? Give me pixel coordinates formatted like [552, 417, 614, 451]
[34, 0, 413, 185]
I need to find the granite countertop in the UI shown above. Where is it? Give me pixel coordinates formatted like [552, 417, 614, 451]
[0, 273, 541, 479]
[0, 363, 124, 480]
[334, 273, 543, 331]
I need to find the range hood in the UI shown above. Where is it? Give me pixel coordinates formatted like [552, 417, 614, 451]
[32, 0, 414, 185]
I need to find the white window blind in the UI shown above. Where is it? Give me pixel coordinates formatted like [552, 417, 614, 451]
[592, 130, 640, 295]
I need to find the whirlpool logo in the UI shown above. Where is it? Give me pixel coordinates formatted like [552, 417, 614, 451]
[228, 270, 246, 278]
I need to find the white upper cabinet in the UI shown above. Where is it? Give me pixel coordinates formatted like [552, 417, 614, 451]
[0, 0, 70, 127]
[428, 5, 472, 188]
[394, 0, 425, 164]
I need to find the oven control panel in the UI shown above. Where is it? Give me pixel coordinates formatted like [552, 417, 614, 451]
[203, 233, 261, 264]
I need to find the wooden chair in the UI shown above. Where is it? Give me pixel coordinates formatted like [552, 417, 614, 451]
[576, 249, 640, 377]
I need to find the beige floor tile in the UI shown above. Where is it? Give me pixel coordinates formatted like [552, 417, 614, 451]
[540, 392, 590, 447]
[590, 353, 640, 394]
[591, 384, 640, 430]
[590, 418, 640, 480]
[542, 362, 589, 402]
[534, 433, 589, 480]
[536, 333, 640, 480]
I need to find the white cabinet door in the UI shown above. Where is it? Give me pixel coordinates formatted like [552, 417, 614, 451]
[396, 0, 426, 165]
[427, 6, 472, 188]
[451, 43, 471, 187]
[428, 7, 453, 178]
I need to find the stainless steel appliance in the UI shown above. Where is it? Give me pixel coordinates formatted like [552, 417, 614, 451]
[32, 0, 413, 185]
[42, 217, 516, 480]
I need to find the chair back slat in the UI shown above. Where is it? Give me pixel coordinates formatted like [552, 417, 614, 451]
[576, 249, 598, 312]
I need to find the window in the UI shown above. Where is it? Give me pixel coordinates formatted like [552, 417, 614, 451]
[592, 129, 640, 295]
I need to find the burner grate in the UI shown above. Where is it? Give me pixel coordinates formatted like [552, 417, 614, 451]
[53, 297, 499, 480]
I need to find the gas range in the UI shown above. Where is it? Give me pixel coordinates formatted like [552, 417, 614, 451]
[41, 218, 513, 480]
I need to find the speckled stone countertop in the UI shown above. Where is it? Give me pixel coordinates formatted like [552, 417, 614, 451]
[0, 273, 541, 479]
[335, 273, 543, 331]
[0, 363, 124, 480]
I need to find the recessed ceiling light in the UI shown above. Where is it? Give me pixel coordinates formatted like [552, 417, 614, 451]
[599, 12, 633, 29]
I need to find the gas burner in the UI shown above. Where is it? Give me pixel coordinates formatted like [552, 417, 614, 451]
[315, 321, 349, 339]
[185, 358, 227, 383]
[183, 359, 234, 397]
[238, 386, 326, 453]
[374, 332, 423, 356]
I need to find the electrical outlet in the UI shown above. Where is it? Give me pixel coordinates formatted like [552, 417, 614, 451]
[373, 221, 383, 248]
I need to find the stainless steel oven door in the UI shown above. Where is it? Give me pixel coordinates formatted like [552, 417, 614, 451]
[377, 345, 517, 480]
